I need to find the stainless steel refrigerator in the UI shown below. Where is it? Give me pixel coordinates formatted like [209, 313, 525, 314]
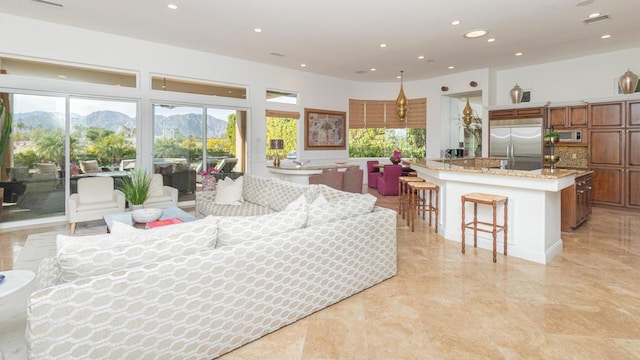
[489, 118, 543, 170]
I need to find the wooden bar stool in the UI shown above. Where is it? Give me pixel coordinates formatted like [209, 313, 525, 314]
[398, 176, 425, 219]
[461, 193, 508, 263]
[408, 181, 439, 233]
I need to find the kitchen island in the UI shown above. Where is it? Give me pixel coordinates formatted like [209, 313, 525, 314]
[267, 163, 357, 184]
[410, 159, 577, 264]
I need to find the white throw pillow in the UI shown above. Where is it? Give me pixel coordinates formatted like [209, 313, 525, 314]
[216, 205, 307, 248]
[285, 193, 327, 211]
[214, 176, 244, 205]
[56, 216, 218, 282]
[307, 193, 377, 226]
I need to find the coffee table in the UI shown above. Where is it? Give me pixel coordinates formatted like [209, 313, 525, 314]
[0, 270, 35, 299]
[104, 206, 197, 233]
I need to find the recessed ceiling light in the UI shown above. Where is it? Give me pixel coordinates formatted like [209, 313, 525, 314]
[487, 38, 496, 43]
[379, 43, 388, 48]
[463, 29, 488, 39]
[57, 75, 66, 78]
[451, 20, 461, 26]
[254, 28, 262, 33]
[588, 12, 601, 18]
[448, 66, 455, 70]
[370, 68, 376, 72]
[300, 64, 306, 67]
[418, 55, 425, 60]
[167, 4, 178, 10]
[515, 52, 523, 56]
[601, 34, 611, 39]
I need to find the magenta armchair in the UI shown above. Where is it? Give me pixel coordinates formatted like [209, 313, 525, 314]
[376, 165, 403, 196]
[367, 160, 380, 188]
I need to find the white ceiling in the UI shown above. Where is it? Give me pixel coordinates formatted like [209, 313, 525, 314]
[1, 0, 639, 82]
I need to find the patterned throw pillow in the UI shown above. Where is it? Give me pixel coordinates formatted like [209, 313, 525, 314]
[216, 205, 307, 248]
[307, 193, 377, 226]
[242, 175, 272, 207]
[56, 216, 218, 282]
[267, 178, 318, 211]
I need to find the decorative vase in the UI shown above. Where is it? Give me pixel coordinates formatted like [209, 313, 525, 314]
[390, 158, 401, 165]
[619, 69, 639, 94]
[510, 84, 524, 104]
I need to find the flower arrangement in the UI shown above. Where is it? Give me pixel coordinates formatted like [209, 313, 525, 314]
[201, 167, 218, 191]
[390, 149, 402, 165]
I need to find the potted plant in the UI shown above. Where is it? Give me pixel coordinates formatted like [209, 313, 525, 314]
[544, 130, 560, 143]
[118, 168, 152, 209]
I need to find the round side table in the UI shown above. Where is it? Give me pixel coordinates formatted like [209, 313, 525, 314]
[0, 270, 35, 298]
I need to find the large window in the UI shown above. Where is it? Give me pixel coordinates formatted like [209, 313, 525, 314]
[1, 93, 138, 223]
[151, 104, 243, 201]
[266, 110, 299, 160]
[348, 98, 426, 159]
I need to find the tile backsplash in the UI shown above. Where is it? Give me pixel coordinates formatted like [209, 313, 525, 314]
[553, 146, 588, 168]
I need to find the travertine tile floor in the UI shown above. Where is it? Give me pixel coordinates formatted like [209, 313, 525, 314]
[1, 192, 639, 359]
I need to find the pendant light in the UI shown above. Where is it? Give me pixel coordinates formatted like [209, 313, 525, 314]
[396, 70, 408, 121]
[462, 98, 473, 127]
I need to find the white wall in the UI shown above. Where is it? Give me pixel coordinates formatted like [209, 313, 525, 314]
[0, 14, 351, 178]
[2, 13, 640, 174]
[495, 47, 640, 104]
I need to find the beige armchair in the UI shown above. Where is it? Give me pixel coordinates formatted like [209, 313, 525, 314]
[143, 173, 178, 208]
[68, 177, 125, 234]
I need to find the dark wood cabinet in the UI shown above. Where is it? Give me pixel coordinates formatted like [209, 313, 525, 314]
[589, 102, 624, 128]
[629, 101, 640, 127]
[569, 106, 588, 127]
[490, 107, 545, 120]
[516, 107, 545, 118]
[591, 168, 624, 207]
[627, 169, 640, 209]
[489, 109, 515, 120]
[548, 106, 587, 129]
[589, 129, 624, 166]
[561, 172, 593, 232]
[628, 129, 640, 167]
[548, 107, 566, 128]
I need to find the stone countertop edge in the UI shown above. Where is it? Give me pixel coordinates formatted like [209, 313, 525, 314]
[408, 160, 579, 179]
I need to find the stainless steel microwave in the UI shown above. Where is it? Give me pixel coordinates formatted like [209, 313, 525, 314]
[557, 129, 583, 143]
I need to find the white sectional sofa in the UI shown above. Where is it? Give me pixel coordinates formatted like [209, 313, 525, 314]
[26, 175, 397, 359]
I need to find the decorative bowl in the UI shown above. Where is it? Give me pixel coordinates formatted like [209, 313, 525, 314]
[131, 208, 163, 223]
[544, 155, 560, 163]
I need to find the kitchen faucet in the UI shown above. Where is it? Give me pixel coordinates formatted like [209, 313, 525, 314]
[442, 152, 454, 169]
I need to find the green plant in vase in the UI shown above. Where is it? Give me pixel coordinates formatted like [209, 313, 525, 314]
[118, 168, 152, 208]
[544, 130, 560, 143]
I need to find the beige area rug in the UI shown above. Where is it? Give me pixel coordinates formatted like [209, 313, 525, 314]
[0, 225, 105, 360]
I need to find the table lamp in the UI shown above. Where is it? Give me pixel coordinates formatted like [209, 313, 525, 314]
[269, 139, 284, 167]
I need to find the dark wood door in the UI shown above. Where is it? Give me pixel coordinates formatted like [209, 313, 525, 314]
[548, 107, 566, 128]
[627, 169, 640, 209]
[589, 102, 624, 128]
[489, 109, 516, 120]
[628, 101, 640, 127]
[628, 129, 640, 167]
[589, 129, 624, 166]
[591, 168, 624, 207]
[569, 106, 588, 127]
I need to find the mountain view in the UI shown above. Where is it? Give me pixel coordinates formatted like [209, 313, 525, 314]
[13, 110, 229, 138]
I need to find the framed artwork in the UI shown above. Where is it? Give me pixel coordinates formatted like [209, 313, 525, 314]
[304, 108, 347, 150]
